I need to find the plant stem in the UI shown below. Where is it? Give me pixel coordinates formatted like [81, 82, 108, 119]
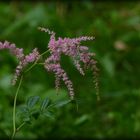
[16, 122, 26, 132]
[40, 49, 50, 57]
[24, 59, 38, 73]
[12, 75, 23, 140]
[11, 49, 50, 139]
[37, 63, 45, 65]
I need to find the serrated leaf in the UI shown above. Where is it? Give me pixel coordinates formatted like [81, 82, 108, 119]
[40, 97, 50, 111]
[26, 96, 40, 109]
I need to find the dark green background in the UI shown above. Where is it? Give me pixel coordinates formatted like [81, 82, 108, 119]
[0, 1, 140, 139]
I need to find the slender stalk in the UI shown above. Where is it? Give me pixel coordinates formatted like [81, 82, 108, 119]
[40, 49, 50, 57]
[12, 75, 23, 140]
[12, 122, 25, 140]
[37, 63, 45, 65]
[16, 122, 26, 132]
[11, 49, 50, 139]
[24, 59, 38, 73]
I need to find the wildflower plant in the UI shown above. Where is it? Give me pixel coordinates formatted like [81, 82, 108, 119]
[0, 27, 99, 139]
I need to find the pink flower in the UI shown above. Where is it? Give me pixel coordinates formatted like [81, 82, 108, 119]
[0, 41, 40, 85]
[25, 48, 40, 63]
[45, 63, 74, 99]
[39, 27, 98, 100]
[12, 48, 40, 85]
[0, 41, 24, 60]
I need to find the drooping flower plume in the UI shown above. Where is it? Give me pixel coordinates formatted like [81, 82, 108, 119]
[0, 41, 40, 85]
[38, 27, 99, 100]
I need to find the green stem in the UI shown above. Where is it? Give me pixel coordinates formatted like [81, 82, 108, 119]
[16, 122, 26, 132]
[11, 49, 50, 139]
[12, 75, 23, 140]
[24, 60, 38, 73]
[40, 49, 50, 57]
[37, 63, 45, 65]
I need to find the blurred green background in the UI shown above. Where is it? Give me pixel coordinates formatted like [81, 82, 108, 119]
[0, 1, 140, 139]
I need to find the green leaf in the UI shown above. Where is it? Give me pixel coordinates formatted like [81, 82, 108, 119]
[26, 96, 40, 109]
[101, 54, 115, 77]
[16, 106, 29, 117]
[17, 106, 31, 123]
[74, 115, 89, 126]
[40, 97, 50, 111]
[42, 110, 55, 119]
[51, 99, 71, 108]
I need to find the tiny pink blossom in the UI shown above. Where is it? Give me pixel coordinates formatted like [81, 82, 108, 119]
[25, 48, 40, 63]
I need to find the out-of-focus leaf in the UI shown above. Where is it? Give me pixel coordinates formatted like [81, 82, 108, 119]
[0, 74, 12, 92]
[17, 106, 29, 116]
[74, 114, 89, 126]
[2, 4, 46, 37]
[51, 99, 71, 108]
[17, 106, 31, 123]
[23, 116, 31, 124]
[42, 110, 55, 120]
[26, 96, 40, 109]
[126, 16, 140, 26]
[101, 54, 115, 77]
[40, 97, 50, 111]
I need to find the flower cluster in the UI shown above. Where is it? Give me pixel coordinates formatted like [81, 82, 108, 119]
[0, 27, 99, 100]
[0, 41, 40, 85]
[39, 27, 99, 100]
